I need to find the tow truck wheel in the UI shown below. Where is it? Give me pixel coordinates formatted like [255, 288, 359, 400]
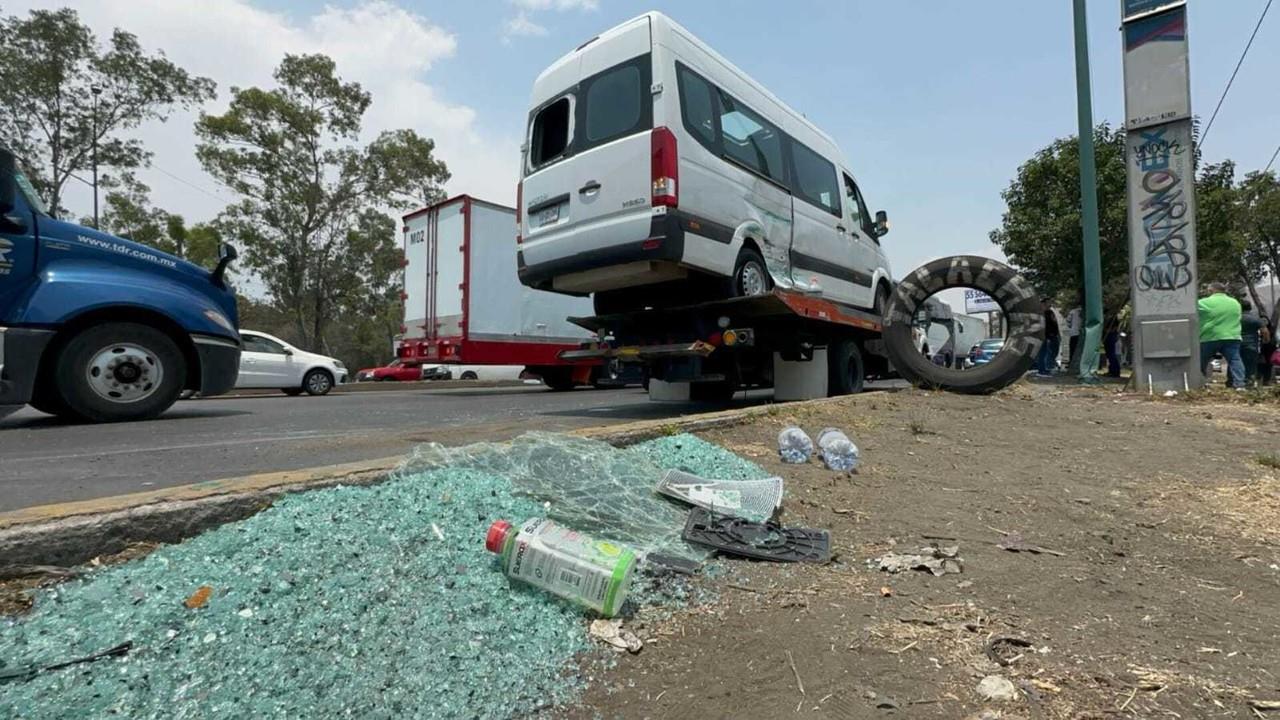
[53, 322, 185, 423]
[729, 248, 770, 298]
[828, 339, 866, 396]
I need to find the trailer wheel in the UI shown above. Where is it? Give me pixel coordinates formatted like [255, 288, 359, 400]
[828, 339, 866, 396]
[52, 322, 186, 422]
[541, 368, 576, 392]
[883, 256, 1041, 395]
[460, 370, 479, 381]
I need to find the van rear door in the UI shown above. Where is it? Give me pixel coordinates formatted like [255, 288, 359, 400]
[520, 17, 654, 287]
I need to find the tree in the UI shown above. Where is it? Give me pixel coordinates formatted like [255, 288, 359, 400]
[195, 53, 448, 352]
[0, 8, 215, 216]
[989, 124, 1130, 309]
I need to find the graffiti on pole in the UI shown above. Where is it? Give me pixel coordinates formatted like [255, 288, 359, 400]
[1132, 125, 1192, 292]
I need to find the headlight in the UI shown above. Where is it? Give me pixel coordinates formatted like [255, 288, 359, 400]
[203, 309, 236, 333]
[334, 360, 345, 369]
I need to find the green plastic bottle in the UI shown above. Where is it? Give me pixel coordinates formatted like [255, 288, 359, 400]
[485, 518, 636, 617]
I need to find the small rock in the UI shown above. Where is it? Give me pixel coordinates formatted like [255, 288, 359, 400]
[976, 675, 1019, 702]
[237, 608, 254, 618]
[957, 580, 974, 590]
[964, 711, 1003, 720]
[202, 632, 217, 644]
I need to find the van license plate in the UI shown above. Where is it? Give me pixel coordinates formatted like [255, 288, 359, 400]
[535, 205, 560, 227]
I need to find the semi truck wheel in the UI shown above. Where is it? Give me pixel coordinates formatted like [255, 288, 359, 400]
[303, 369, 334, 396]
[827, 339, 866, 396]
[53, 322, 186, 422]
[883, 256, 1041, 395]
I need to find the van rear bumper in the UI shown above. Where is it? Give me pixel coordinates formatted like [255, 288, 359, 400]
[0, 326, 56, 408]
[192, 334, 242, 397]
[518, 211, 686, 293]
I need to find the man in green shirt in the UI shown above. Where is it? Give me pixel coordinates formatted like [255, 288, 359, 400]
[1198, 283, 1244, 388]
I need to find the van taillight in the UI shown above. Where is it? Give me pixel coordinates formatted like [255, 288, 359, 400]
[651, 127, 678, 208]
[516, 180, 524, 244]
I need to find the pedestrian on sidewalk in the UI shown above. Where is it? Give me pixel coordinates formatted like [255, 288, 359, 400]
[1197, 283, 1245, 388]
[1103, 315, 1122, 378]
[1240, 299, 1265, 387]
[1036, 298, 1061, 377]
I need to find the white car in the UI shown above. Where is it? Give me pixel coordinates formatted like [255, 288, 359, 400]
[517, 12, 893, 316]
[236, 330, 347, 396]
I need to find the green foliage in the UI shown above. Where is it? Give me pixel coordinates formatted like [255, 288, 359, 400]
[195, 54, 449, 353]
[85, 173, 222, 269]
[989, 124, 1130, 309]
[0, 7, 215, 216]
[991, 124, 1277, 314]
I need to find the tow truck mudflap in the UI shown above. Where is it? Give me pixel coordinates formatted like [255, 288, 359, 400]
[0, 326, 55, 413]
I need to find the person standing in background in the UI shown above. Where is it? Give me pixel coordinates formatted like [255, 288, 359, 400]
[1066, 298, 1082, 373]
[1240, 299, 1265, 387]
[1261, 307, 1276, 386]
[1036, 298, 1061, 378]
[1197, 283, 1245, 389]
[1103, 315, 1122, 378]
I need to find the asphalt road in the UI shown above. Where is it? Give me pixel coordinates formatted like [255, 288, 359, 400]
[0, 385, 775, 512]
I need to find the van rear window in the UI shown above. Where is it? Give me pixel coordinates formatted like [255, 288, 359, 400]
[526, 54, 652, 175]
[530, 97, 571, 168]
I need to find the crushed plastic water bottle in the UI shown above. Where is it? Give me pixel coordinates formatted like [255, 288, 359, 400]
[817, 427, 859, 471]
[777, 426, 814, 464]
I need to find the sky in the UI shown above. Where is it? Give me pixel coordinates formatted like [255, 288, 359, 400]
[11, 0, 1280, 300]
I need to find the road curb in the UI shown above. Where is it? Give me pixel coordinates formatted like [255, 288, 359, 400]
[203, 378, 532, 399]
[0, 395, 847, 569]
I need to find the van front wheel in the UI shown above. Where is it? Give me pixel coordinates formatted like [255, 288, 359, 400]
[729, 249, 770, 298]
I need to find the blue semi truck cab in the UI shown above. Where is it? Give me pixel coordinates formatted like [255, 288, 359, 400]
[0, 147, 242, 423]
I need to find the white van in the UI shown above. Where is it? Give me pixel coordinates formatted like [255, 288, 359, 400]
[517, 12, 893, 316]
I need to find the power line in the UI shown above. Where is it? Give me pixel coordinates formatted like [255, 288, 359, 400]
[1201, 0, 1273, 148]
[147, 163, 233, 203]
[1266, 141, 1280, 174]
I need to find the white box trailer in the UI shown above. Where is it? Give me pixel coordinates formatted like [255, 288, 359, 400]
[397, 195, 600, 389]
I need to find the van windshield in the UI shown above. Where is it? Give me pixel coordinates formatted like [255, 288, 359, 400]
[526, 54, 652, 175]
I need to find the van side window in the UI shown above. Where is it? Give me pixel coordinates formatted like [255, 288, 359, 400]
[677, 65, 717, 147]
[585, 65, 641, 143]
[844, 173, 876, 238]
[717, 92, 785, 183]
[791, 141, 841, 217]
[530, 97, 571, 168]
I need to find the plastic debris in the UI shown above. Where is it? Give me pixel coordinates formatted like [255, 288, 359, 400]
[588, 618, 642, 654]
[0, 642, 132, 684]
[816, 427, 859, 471]
[486, 517, 636, 617]
[681, 508, 831, 563]
[876, 545, 962, 576]
[0, 431, 761, 719]
[976, 675, 1020, 702]
[997, 532, 1067, 557]
[655, 469, 783, 521]
[183, 585, 212, 609]
[777, 426, 814, 463]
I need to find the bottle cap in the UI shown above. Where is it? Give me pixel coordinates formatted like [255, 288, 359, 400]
[485, 520, 513, 553]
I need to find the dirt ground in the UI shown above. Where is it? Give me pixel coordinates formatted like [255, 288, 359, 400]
[569, 383, 1280, 719]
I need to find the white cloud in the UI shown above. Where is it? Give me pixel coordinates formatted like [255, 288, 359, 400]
[9, 0, 519, 224]
[504, 12, 549, 40]
[512, 0, 599, 10]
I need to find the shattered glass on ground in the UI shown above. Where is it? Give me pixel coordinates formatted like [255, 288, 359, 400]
[0, 432, 765, 719]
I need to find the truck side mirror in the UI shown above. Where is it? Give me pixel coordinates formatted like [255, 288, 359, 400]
[211, 242, 239, 288]
[0, 149, 16, 216]
[874, 210, 890, 238]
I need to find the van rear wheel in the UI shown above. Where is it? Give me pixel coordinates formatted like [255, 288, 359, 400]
[729, 249, 770, 298]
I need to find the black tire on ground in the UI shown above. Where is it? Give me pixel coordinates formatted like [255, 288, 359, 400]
[728, 248, 771, 298]
[303, 368, 334, 396]
[541, 368, 577, 392]
[883, 256, 1041, 395]
[52, 322, 186, 423]
[282, 388, 304, 396]
[460, 370, 478, 380]
[827, 338, 866, 396]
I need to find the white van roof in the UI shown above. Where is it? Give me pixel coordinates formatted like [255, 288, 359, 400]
[531, 12, 840, 155]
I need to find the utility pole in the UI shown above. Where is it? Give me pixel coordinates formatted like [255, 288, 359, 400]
[1120, 0, 1200, 393]
[91, 84, 102, 228]
[1072, 0, 1105, 382]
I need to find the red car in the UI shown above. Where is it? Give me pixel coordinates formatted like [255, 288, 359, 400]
[355, 359, 451, 382]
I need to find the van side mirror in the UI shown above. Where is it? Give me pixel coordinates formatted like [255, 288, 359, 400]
[874, 210, 890, 238]
[0, 149, 16, 216]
